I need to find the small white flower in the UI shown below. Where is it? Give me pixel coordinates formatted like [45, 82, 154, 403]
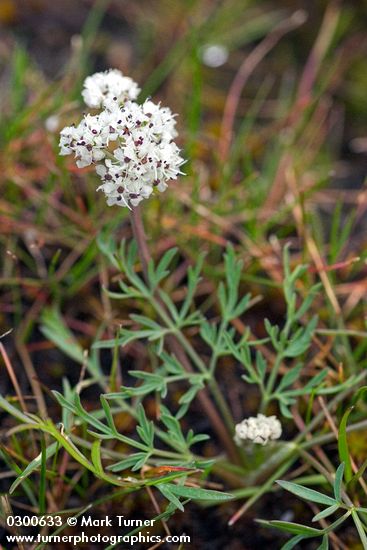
[82, 69, 141, 109]
[234, 414, 282, 446]
[59, 115, 109, 168]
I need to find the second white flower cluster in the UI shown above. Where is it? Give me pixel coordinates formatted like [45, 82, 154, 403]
[59, 69, 185, 208]
[235, 414, 282, 445]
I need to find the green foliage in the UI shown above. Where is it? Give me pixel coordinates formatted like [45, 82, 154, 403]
[93, 237, 340, 425]
[1, 2, 367, 545]
[276, 480, 337, 506]
[261, 462, 367, 548]
[3, 235, 367, 545]
[0, 389, 222, 513]
[338, 407, 354, 483]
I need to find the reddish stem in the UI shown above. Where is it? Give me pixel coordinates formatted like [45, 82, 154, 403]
[129, 206, 240, 463]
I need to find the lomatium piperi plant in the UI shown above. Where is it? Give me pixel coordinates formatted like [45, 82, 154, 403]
[2, 69, 367, 548]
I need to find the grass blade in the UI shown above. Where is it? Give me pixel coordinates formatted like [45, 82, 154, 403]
[338, 407, 353, 482]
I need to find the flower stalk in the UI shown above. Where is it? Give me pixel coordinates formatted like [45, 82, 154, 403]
[129, 205, 241, 464]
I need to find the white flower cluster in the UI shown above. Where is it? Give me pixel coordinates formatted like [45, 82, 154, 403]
[59, 69, 185, 208]
[234, 414, 282, 446]
[82, 69, 140, 109]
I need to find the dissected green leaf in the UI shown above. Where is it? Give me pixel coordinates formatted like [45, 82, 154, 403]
[161, 353, 185, 374]
[312, 504, 339, 523]
[165, 483, 233, 502]
[148, 247, 178, 288]
[136, 404, 154, 448]
[333, 463, 344, 502]
[9, 442, 58, 494]
[277, 480, 336, 506]
[100, 395, 117, 434]
[91, 440, 103, 474]
[257, 519, 323, 536]
[107, 453, 149, 473]
[179, 384, 203, 405]
[278, 363, 303, 392]
[158, 484, 184, 512]
[284, 317, 317, 358]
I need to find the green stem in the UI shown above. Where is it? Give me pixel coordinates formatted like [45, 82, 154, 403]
[228, 457, 296, 525]
[261, 352, 283, 411]
[265, 352, 284, 395]
[173, 328, 236, 432]
[324, 510, 351, 534]
[130, 205, 151, 279]
[72, 435, 194, 464]
[261, 314, 294, 411]
[150, 281, 236, 434]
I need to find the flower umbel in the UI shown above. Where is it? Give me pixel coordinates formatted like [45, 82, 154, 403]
[234, 414, 282, 446]
[82, 68, 141, 109]
[59, 69, 185, 208]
